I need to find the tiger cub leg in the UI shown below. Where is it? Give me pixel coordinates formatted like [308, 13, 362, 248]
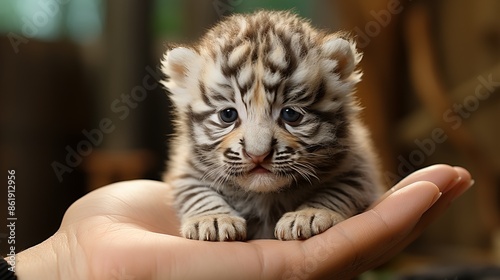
[177, 186, 246, 241]
[274, 181, 370, 240]
[274, 207, 345, 240]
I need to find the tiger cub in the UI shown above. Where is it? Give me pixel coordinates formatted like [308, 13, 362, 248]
[161, 10, 382, 241]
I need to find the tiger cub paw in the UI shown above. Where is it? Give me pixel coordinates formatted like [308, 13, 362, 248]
[181, 214, 246, 241]
[275, 208, 345, 240]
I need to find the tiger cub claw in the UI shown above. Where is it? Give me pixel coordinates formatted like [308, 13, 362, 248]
[275, 208, 345, 240]
[181, 214, 247, 241]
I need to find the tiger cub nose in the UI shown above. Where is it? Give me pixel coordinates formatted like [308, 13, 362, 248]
[244, 150, 271, 164]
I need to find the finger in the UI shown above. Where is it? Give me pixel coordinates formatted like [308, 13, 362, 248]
[352, 166, 474, 271]
[382, 169, 473, 255]
[371, 164, 461, 207]
[296, 181, 441, 279]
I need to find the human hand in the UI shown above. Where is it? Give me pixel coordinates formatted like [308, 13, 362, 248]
[13, 164, 472, 279]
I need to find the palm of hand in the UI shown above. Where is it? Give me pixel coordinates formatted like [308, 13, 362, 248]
[49, 165, 470, 280]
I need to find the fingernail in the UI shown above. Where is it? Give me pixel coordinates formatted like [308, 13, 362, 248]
[443, 176, 462, 194]
[431, 191, 443, 206]
[451, 179, 474, 201]
[469, 179, 475, 188]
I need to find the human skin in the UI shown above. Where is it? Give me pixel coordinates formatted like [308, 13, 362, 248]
[11, 164, 472, 279]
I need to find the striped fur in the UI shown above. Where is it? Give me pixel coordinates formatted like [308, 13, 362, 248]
[162, 11, 382, 241]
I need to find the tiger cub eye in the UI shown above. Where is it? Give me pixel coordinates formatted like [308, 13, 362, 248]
[280, 108, 303, 125]
[219, 108, 238, 123]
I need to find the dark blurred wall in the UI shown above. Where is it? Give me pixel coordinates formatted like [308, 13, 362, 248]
[0, 38, 90, 252]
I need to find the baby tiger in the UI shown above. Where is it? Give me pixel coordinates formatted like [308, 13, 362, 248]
[162, 10, 382, 241]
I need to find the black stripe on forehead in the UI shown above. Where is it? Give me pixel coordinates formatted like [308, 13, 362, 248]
[282, 42, 297, 77]
[262, 79, 281, 96]
[221, 26, 303, 80]
[221, 59, 237, 78]
[263, 31, 298, 77]
[312, 81, 326, 105]
[282, 79, 326, 106]
[221, 49, 256, 81]
[208, 86, 235, 103]
[200, 81, 235, 104]
[220, 44, 238, 78]
[260, 42, 299, 96]
[236, 72, 255, 96]
[282, 83, 308, 104]
[251, 46, 258, 64]
[222, 40, 252, 75]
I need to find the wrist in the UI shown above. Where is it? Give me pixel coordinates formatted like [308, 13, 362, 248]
[13, 232, 69, 280]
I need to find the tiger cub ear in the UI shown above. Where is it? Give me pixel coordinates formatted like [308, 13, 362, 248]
[161, 47, 200, 88]
[321, 36, 362, 79]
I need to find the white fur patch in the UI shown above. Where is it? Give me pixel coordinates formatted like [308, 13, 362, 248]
[228, 42, 251, 69]
[268, 38, 288, 69]
[321, 37, 361, 78]
[161, 47, 202, 110]
[237, 63, 254, 88]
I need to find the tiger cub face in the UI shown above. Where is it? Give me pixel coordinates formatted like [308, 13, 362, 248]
[162, 11, 362, 193]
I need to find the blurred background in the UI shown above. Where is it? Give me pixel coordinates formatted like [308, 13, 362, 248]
[1, 0, 499, 278]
